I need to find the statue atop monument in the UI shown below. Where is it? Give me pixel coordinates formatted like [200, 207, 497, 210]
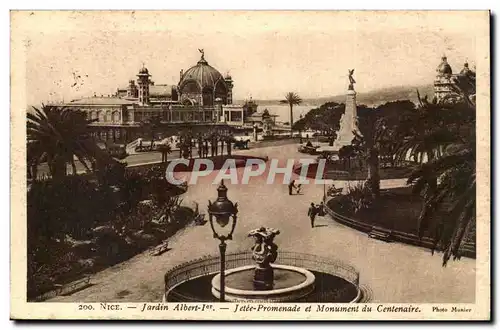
[198, 48, 205, 61]
[348, 69, 356, 90]
[330, 68, 359, 150]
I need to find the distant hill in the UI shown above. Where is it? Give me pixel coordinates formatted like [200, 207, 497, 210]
[237, 84, 435, 107]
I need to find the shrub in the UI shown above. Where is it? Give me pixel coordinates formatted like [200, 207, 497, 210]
[344, 182, 375, 214]
[27, 166, 192, 300]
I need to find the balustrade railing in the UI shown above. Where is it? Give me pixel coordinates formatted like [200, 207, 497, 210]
[164, 251, 360, 296]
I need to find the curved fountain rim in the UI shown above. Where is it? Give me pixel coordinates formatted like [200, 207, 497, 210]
[165, 251, 360, 287]
[211, 264, 315, 296]
[164, 250, 362, 302]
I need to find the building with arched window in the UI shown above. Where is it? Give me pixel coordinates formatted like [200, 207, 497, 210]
[58, 50, 261, 143]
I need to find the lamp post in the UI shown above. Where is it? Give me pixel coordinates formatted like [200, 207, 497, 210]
[208, 180, 238, 302]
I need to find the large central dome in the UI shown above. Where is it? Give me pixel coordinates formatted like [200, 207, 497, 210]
[178, 52, 228, 106]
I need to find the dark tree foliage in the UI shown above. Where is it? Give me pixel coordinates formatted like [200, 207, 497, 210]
[293, 102, 345, 134]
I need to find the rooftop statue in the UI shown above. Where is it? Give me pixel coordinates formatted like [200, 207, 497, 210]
[198, 48, 205, 61]
[348, 69, 356, 90]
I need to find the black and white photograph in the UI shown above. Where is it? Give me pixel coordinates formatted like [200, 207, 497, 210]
[10, 10, 490, 320]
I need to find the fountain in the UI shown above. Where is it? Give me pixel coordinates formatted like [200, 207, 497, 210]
[164, 227, 365, 303]
[163, 183, 366, 303]
[211, 227, 316, 302]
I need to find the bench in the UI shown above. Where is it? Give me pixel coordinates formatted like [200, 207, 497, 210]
[151, 241, 170, 256]
[56, 274, 92, 296]
[327, 187, 344, 197]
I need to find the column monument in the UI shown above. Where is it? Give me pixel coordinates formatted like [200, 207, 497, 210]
[332, 69, 360, 150]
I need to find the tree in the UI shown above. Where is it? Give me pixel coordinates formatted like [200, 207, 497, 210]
[408, 135, 475, 266]
[293, 102, 344, 137]
[403, 91, 476, 266]
[351, 101, 416, 197]
[140, 115, 163, 150]
[292, 114, 306, 143]
[352, 106, 384, 198]
[280, 92, 302, 137]
[392, 94, 464, 165]
[338, 145, 359, 170]
[27, 105, 96, 180]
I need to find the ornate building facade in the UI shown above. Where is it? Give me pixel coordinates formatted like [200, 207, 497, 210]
[60, 51, 258, 143]
[433, 55, 476, 104]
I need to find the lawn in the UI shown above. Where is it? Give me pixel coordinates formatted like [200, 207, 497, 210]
[328, 187, 432, 236]
[295, 162, 415, 181]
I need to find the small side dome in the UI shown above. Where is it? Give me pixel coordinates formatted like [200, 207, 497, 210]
[460, 61, 470, 74]
[139, 66, 149, 75]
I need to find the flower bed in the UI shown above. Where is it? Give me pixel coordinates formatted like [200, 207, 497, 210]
[293, 161, 415, 181]
[325, 187, 476, 258]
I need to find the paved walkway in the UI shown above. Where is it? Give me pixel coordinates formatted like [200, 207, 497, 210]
[50, 144, 475, 303]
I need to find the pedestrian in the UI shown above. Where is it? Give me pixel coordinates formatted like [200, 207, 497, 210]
[295, 184, 302, 194]
[288, 180, 296, 195]
[308, 202, 317, 228]
[317, 201, 325, 216]
[204, 144, 209, 158]
[198, 138, 203, 158]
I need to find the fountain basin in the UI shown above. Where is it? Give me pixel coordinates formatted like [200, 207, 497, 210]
[164, 251, 364, 303]
[211, 264, 315, 302]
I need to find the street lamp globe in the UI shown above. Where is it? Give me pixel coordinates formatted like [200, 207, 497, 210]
[208, 180, 238, 240]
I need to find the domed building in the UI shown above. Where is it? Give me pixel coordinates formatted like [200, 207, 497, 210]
[433, 55, 476, 104]
[58, 50, 261, 144]
[436, 55, 453, 76]
[177, 51, 233, 106]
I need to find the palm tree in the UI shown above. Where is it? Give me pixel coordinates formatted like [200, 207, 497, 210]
[280, 92, 302, 137]
[27, 105, 96, 180]
[402, 90, 476, 266]
[393, 94, 462, 165]
[407, 137, 475, 266]
[352, 109, 387, 198]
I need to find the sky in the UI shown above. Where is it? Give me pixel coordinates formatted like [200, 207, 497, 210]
[13, 11, 485, 106]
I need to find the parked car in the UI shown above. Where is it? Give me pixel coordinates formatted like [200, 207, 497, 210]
[298, 141, 320, 155]
[234, 139, 250, 150]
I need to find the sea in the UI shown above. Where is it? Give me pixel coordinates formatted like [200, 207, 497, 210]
[257, 104, 320, 123]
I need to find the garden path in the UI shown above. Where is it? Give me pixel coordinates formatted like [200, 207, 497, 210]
[50, 144, 475, 303]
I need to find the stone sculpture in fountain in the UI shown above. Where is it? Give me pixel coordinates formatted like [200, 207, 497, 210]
[248, 227, 280, 290]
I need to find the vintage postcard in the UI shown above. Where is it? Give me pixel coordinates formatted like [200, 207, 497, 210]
[10, 10, 490, 320]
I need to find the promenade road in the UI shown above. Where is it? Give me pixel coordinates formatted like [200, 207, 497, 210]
[49, 144, 475, 303]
